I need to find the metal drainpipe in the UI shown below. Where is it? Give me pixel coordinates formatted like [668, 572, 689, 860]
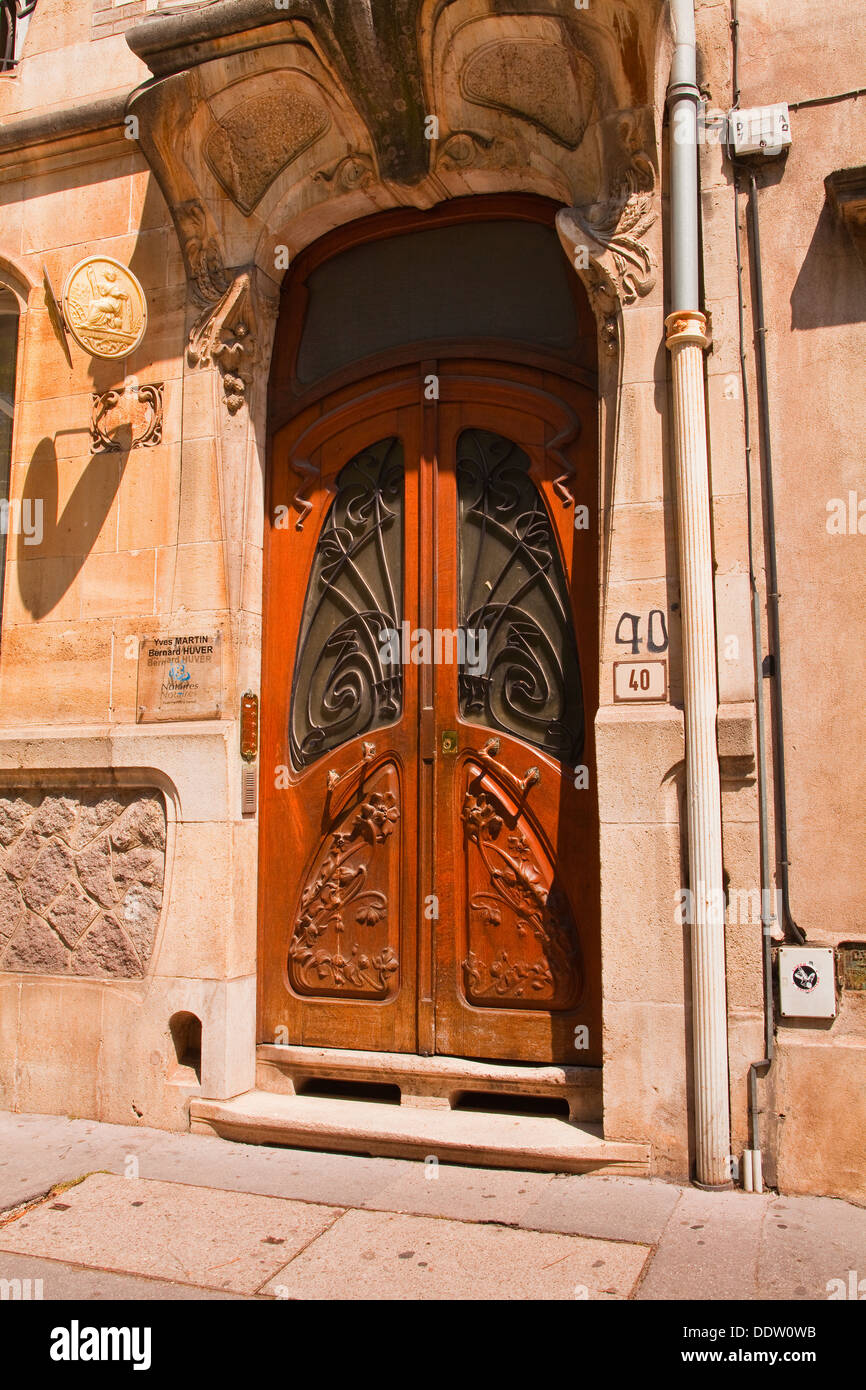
[666, 0, 732, 1188]
[730, 0, 805, 1193]
[733, 165, 776, 1194]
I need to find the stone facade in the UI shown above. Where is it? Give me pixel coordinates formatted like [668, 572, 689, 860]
[0, 0, 863, 1203]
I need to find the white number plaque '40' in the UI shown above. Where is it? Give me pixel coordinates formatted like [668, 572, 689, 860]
[613, 659, 667, 702]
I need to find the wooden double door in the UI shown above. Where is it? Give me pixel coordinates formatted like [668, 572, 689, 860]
[260, 361, 600, 1065]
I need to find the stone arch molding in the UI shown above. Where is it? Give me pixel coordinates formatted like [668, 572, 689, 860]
[124, 0, 667, 411]
[0, 250, 37, 310]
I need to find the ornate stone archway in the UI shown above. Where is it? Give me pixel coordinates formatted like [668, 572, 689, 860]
[123, 0, 691, 1172]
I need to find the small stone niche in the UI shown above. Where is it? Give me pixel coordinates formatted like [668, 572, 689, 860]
[0, 788, 166, 979]
[169, 1011, 202, 1084]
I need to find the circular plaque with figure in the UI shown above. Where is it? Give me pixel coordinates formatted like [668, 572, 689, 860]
[61, 256, 147, 359]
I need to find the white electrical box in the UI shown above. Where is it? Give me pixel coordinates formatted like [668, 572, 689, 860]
[728, 103, 792, 158]
[778, 946, 836, 1019]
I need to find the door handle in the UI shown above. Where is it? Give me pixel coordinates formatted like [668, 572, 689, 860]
[477, 737, 541, 797]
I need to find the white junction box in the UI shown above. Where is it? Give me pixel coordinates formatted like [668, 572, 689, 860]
[778, 947, 837, 1019]
[728, 103, 792, 158]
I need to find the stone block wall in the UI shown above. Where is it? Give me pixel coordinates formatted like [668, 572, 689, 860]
[0, 789, 166, 977]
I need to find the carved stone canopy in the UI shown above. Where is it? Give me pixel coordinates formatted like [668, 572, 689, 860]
[124, 0, 666, 400]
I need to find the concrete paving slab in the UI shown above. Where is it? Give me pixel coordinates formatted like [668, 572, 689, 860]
[635, 1186, 771, 1300]
[519, 1173, 683, 1244]
[360, 1158, 555, 1226]
[264, 1207, 649, 1300]
[2, 1109, 864, 1304]
[0, 1110, 412, 1211]
[0, 1173, 343, 1294]
[758, 1194, 866, 1300]
[0, 1250, 248, 1300]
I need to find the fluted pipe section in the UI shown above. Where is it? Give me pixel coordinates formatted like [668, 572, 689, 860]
[666, 310, 731, 1187]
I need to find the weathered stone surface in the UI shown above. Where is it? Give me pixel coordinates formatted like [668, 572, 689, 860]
[72, 795, 127, 849]
[204, 78, 331, 214]
[113, 846, 165, 894]
[70, 913, 142, 978]
[0, 876, 26, 941]
[0, 790, 166, 980]
[2, 912, 69, 974]
[110, 797, 166, 853]
[31, 795, 79, 842]
[0, 793, 39, 847]
[46, 882, 100, 948]
[4, 826, 43, 881]
[21, 840, 75, 914]
[75, 836, 118, 908]
[118, 885, 163, 966]
[461, 40, 595, 149]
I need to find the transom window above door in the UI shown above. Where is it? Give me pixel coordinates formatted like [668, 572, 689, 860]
[269, 208, 598, 413]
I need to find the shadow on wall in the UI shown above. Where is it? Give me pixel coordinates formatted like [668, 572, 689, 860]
[16, 435, 130, 619]
[791, 203, 866, 329]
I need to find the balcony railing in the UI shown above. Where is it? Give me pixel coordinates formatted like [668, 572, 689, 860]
[1, 0, 37, 73]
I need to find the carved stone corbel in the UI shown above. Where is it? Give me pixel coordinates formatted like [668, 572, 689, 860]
[175, 197, 231, 307]
[556, 194, 656, 344]
[187, 271, 261, 415]
[556, 119, 658, 352]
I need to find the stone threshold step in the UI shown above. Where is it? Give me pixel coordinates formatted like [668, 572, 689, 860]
[190, 1091, 650, 1176]
[256, 1044, 602, 1123]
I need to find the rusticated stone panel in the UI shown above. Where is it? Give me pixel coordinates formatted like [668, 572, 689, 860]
[204, 78, 332, 215]
[0, 790, 166, 979]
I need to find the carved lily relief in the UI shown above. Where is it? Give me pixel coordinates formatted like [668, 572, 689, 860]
[289, 786, 401, 998]
[461, 783, 581, 1007]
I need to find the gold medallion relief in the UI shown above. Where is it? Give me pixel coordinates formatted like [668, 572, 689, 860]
[61, 257, 147, 359]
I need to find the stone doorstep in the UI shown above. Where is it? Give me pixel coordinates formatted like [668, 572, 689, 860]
[255, 1044, 602, 1123]
[190, 1091, 650, 1177]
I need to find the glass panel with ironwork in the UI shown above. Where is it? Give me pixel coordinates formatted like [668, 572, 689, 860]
[290, 436, 404, 768]
[457, 428, 584, 765]
[296, 221, 586, 389]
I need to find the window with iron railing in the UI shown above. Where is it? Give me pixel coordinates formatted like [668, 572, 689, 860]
[1, 0, 37, 72]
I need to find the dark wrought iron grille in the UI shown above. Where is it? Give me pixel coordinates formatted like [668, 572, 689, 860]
[457, 428, 584, 765]
[289, 437, 404, 768]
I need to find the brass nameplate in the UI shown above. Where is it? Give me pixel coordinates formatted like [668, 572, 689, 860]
[137, 632, 222, 722]
[840, 944, 866, 991]
[240, 691, 259, 762]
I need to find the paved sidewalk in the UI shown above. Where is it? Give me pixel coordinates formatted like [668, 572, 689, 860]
[0, 1111, 863, 1300]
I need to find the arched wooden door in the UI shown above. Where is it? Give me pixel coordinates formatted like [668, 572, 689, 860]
[259, 359, 600, 1065]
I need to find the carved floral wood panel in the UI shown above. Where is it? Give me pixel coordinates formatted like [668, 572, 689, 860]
[288, 763, 402, 1001]
[460, 764, 582, 1011]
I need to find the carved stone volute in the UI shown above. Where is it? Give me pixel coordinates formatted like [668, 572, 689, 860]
[556, 112, 659, 351]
